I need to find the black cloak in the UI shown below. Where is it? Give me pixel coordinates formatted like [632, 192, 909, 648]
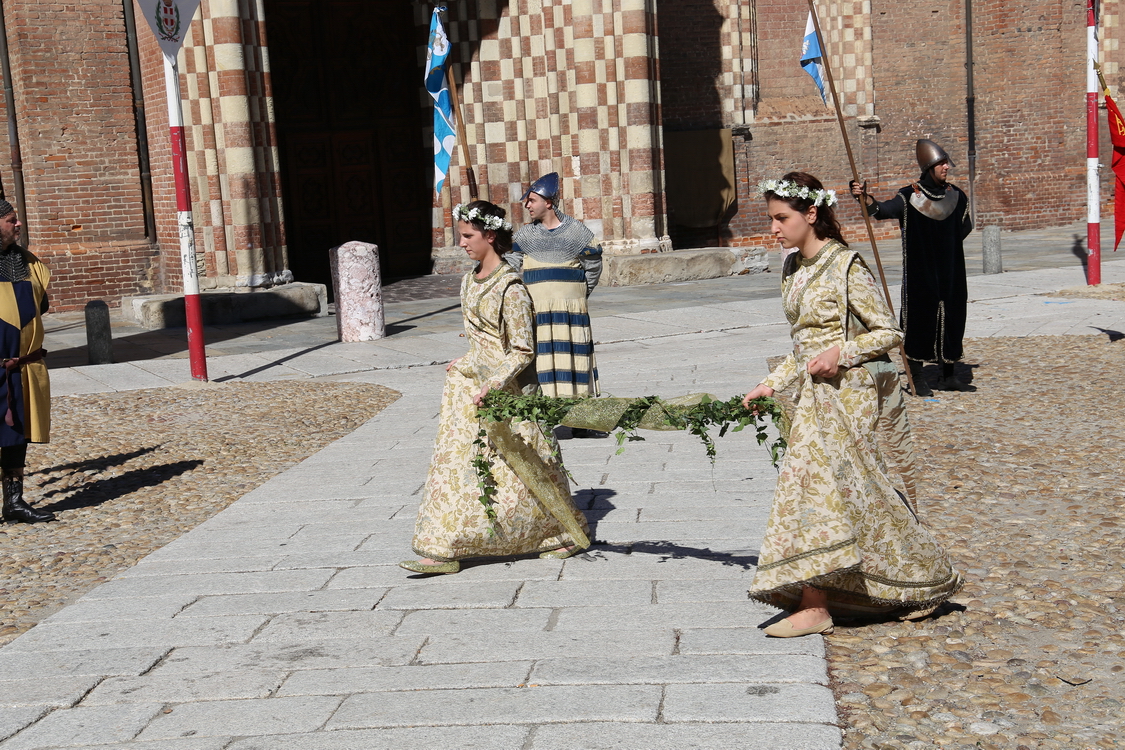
[869, 180, 972, 363]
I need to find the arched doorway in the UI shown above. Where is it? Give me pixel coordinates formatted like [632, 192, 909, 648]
[265, 0, 432, 288]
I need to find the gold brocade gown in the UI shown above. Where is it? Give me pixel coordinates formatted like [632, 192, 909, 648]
[748, 241, 963, 617]
[410, 264, 589, 561]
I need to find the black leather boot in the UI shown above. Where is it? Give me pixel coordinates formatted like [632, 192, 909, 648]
[934, 362, 971, 392]
[2, 473, 55, 523]
[907, 360, 933, 397]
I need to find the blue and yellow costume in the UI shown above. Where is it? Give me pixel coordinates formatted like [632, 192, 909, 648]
[0, 204, 53, 524]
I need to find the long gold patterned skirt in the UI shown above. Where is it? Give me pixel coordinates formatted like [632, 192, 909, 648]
[410, 368, 589, 561]
[748, 366, 963, 618]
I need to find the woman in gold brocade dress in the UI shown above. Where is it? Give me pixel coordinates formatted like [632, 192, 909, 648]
[400, 201, 589, 575]
[742, 173, 963, 637]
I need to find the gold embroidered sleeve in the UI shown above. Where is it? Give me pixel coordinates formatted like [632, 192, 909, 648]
[488, 282, 536, 389]
[762, 352, 800, 393]
[840, 259, 903, 367]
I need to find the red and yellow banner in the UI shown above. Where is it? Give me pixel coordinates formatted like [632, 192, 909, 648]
[1106, 93, 1125, 250]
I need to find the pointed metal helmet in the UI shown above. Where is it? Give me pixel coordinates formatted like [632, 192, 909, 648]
[916, 139, 954, 173]
[520, 172, 560, 202]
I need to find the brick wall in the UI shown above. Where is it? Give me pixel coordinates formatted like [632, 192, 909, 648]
[871, 0, 1086, 231]
[136, 14, 180, 295]
[0, 0, 157, 310]
[753, 0, 814, 107]
[657, 0, 1102, 250]
[658, 0, 731, 131]
[659, 0, 883, 252]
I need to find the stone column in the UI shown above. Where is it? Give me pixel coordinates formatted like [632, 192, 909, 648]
[180, 0, 288, 290]
[330, 242, 385, 342]
[982, 226, 1002, 274]
[572, 0, 669, 256]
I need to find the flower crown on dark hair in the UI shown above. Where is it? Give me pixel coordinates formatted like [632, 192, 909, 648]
[757, 179, 837, 207]
[452, 203, 512, 231]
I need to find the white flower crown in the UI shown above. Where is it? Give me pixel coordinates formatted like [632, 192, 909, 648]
[757, 179, 838, 207]
[452, 203, 513, 232]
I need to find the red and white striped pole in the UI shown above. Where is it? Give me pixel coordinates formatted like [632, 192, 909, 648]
[163, 52, 208, 379]
[1088, 0, 1102, 285]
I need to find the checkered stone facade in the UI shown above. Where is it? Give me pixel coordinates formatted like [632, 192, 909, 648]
[0, 0, 1123, 309]
[426, 0, 671, 265]
[161, 0, 287, 291]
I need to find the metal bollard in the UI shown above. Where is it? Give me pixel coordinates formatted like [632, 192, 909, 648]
[982, 226, 1003, 274]
[329, 241, 385, 342]
[84, 300, 114, 365]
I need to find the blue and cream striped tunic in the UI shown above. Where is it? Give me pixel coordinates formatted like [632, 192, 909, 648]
[520, 254, 599, 398]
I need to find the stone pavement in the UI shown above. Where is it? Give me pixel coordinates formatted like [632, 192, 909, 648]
[0, 226, 1122, 748]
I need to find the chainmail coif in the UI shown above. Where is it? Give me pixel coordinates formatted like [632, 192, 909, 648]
[0, 200, 27, 282]
[512, 210, 595, 262]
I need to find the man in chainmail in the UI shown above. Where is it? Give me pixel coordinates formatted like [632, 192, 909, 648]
[506, 173, 605, 436]
[0, 200, 55, 523]
[851, 140, 973, 395]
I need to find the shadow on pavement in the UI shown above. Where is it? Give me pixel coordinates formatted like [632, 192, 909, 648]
[1092, 326, 1124, 342]
[36, 446, 163, 485]
[1072, 234, 1091, 282]
[43, 314, 338, 369]
[389, 303, 461, 327]
[39, 459, 204, 513]
[585, 541, 758, 570]
[213, 341, 338, 382]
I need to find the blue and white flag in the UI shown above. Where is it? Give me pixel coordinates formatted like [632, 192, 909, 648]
[426, 7, 456, 193]
[800, 12, 827, 103]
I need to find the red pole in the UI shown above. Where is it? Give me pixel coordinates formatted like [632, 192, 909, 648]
[163, 52, 208, 379]
[1088, 0, 1102, 285]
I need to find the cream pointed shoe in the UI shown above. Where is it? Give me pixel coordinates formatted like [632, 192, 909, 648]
[763, 615, 834, 638]
[399, 559, 460, 574]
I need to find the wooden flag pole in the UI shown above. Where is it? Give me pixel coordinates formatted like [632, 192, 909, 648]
[446, 66, 478, 200]
[806, 0, 918, 396]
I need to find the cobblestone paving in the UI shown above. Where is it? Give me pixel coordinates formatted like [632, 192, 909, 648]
[832, 334, 1124, 750]
[382, 274, 462, 303]
[1051, 282, 1125, 302]
[0, 382, 399, 648]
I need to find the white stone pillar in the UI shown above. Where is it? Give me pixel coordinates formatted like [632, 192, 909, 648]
[330, 242, 385, 341]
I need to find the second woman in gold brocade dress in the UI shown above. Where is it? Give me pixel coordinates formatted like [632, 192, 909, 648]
[743, 173, 962, 637]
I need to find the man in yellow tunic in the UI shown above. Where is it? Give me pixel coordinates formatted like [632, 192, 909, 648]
[0, 200, 54, 524]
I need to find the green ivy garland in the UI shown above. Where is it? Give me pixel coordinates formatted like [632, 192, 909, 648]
[470, 428, 500, 536]
[471, 392, 789, 522]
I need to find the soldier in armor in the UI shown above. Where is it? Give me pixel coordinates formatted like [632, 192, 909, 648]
[851, 139, 973, 395]
[506, 173, 605, 435]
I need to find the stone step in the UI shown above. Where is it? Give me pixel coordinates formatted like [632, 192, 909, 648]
[603, 246, 768, 286]
[121, 282, 328, 330]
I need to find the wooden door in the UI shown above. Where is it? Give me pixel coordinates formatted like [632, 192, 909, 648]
[266, 0, 431, 288]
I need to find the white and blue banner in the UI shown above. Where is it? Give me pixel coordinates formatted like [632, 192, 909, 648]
[426, 6, 456, 193]
[800, 12, 827, 103]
